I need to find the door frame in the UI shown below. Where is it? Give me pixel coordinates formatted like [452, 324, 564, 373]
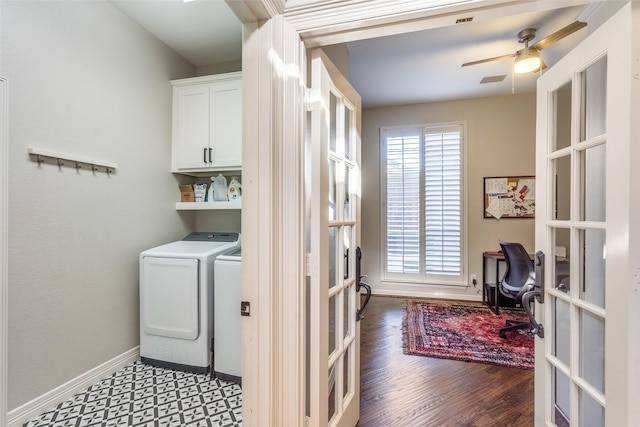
[1, 77, 8, 427]
[230, 1, 611, 426]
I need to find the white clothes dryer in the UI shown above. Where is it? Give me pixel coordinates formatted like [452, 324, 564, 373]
[139, 232, 240, 373]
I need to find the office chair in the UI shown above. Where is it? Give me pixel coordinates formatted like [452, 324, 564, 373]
[498, 240, 536, 338]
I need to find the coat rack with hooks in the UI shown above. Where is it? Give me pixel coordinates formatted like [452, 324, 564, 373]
[28, 147, 118, 174]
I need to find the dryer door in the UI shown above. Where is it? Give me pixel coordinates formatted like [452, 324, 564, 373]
[141, 257, 199, 340]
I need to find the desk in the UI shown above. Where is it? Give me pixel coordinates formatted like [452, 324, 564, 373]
[482, 251, 522, 314]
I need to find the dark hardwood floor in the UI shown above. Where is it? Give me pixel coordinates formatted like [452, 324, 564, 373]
[359, 295, 534, 427]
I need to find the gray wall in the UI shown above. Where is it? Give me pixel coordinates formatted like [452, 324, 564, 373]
[361, 94, 536, 299]
[1, 0, 197, 410]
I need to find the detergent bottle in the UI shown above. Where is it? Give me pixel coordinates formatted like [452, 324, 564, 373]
[227, 177, 242, 200]
[207, 183, 214, 202]
[211, 174, 228, 201]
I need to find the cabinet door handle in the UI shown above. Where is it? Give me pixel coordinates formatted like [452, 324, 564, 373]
[203, 148, 208, 164]
[209, 147, 213, 164]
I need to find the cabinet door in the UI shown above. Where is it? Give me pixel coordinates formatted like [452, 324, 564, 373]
[209, 79, 242, 169]
[173, 84, 211, 170]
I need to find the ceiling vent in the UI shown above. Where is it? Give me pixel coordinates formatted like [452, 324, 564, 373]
[480, 75, 507, 84]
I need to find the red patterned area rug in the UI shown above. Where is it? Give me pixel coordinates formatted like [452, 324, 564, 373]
[403, 300, 534, 370]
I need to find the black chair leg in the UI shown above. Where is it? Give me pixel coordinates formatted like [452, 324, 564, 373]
[499, 319, 531, 338]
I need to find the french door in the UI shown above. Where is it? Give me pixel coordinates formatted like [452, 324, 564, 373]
[308, 49, 362, 427]
[535, 3, 637, 425]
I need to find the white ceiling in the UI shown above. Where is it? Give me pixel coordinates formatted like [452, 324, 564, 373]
[346, 5, 588, 107]
[110, 0, 593, 108]
[111, 0, 242, 67]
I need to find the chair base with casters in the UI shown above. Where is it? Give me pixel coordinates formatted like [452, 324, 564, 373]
[498, 280, 534, 339]
[499, 289, 544, 339]
[499, 319, 530, 338]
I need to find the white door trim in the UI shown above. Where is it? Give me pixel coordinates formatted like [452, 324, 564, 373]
[1, 76, 8, 427]
[239, 13, 307, 427]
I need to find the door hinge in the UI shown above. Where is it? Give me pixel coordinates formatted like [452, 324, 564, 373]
[305, 88, 318, 112]
[240, 301, 250, 317]
[305, 253, 317, 277]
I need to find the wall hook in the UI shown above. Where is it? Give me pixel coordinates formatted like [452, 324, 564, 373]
[28, 147, 117, 175]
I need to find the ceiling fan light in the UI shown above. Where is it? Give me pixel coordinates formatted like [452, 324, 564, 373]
[514, 47, 542, 74]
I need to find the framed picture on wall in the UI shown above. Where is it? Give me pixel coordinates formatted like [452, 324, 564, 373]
[484, 176, 535, 219]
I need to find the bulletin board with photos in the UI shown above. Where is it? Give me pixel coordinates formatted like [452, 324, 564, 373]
[483, 176, 535, 219]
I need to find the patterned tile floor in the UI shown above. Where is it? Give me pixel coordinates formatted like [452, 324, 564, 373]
[24, 361, 242, 427]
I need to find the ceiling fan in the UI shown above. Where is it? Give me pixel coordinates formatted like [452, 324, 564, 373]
[462, 21, 587, 74]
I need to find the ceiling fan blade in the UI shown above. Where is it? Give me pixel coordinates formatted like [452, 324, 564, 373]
[462, 53, 515, 67]
[531, 21, 587, 51]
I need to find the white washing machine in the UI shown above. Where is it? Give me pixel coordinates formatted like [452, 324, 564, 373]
[213, 247, 242, 383]
[139, 232, 240, 373]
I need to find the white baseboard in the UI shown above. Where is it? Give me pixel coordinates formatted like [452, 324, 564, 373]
[7, 347, 140, 427]
[372, 288, 482, 302]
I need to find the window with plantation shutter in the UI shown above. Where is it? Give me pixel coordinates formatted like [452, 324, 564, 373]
[382, 123, 464, 285]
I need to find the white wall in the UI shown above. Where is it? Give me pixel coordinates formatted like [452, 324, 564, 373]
[1, 0, 197, 410]
[322, 44, 350, 78]
[197, 60, 242, 77]
[196, 209, 242, 232]
[361, 94, 536, 300]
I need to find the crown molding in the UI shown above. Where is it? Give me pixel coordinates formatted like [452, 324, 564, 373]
[281, 0, 601, 47]
[225, 0, 286, 23]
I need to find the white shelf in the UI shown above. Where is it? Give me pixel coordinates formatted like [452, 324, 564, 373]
[176, 200, 241, 210]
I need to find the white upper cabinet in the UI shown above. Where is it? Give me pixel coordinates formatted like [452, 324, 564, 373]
[171, 72, 242, 174]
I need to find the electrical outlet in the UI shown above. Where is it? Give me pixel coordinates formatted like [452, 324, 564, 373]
[470, 274, 477, 285]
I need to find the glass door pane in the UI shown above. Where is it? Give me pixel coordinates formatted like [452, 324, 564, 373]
[329, 293, 337, 356]
[580, 144, 606, 222]
[580, 309, 605, 393]
[552, 296, 570, 366]
[330, 92, 337, 153]
[342, 345, 351, 399]
[581, 57, 607, 141]
[579, 229, 605, 307]
[554, 81, 572, 151]
[553, 228, 571, 292]
[344, 166, 352, 221]
[580, 389, 604, 427]
[328, 365, 337, 421]
[553, 155, 571, 221]
[344, 106, 352, 160]
[329, 159, 337, 220]
[553, 366, 571, 426]
[329, 226, 338, 289]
